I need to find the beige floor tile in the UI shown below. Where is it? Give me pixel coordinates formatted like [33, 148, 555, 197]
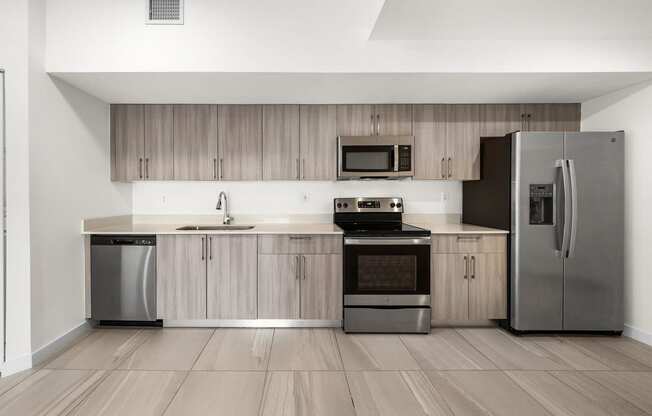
[584, 371, 652, 414]
[507, 371, 615, 416]
[119, 329, 213, 370]
[46, 329, 150, 370]
[593, 337, 652, 368]
[335, 331, 420, 371]
[269, 329, 342, 371]
[260, 372, 355, 416]
[347, 371, 453, 416]
[193, 328, 273, 371]
[526, 337, 610, 370]
[551, 371, 647, 416]
[457, 328, 570, 370]
[0, 369, 105, 416]
[426, 370, 551, 416]
[401, 329, 497, 370]
[164, 371, 266, 416]
[563, 338, 651, 370]
[0, 368, 38, 396]
[69, 370, 185, 416]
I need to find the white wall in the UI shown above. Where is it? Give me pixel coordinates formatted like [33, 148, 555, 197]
[28, 0, 132, 354]
[582, 80, 652, 343]
[0, 0, 34, 374]
[133, 180, 461, 216]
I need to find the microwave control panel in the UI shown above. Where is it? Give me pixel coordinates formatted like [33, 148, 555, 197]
[398, 145, 412, 171]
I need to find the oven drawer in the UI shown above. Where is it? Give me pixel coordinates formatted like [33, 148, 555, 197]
[431, 235, 506, 253]
[258, 235, 342, 254]
[344, 307, 431, 333]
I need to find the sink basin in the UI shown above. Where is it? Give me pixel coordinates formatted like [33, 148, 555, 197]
[176, 225, 255, 231]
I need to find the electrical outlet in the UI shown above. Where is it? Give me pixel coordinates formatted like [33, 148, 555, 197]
[441, 192, 448, 202]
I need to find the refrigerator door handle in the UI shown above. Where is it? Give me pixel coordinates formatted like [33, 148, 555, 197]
[567, 159, 578, 258]
[556, 159, 571, 257]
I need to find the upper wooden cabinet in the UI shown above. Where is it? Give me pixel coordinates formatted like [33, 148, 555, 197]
[262, 105, 300, 180]
[413, 104, 480, 180]
[144, 105, 174, 180]
[111, 104, 144, 181]
[299, 105, 337, 180]
[218, 105, 263, 180]
[479, 104, 523, 137]
[336, 104, 411, 136]
[522, 104, 581, 132]
[173, 105, 218, 181]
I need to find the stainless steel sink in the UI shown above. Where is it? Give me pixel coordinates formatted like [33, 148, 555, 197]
[176, 225, 255, 231]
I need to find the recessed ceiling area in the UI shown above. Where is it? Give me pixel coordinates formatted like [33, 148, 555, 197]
[53, 71, 652, 104]
[371, 0, 652, 40]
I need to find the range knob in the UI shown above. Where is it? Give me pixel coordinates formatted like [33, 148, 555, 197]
[336, 203, 342, 208]
[343, 203, 349, 208]
[396, 202, 402, 208]
[390, 202, 396, 208]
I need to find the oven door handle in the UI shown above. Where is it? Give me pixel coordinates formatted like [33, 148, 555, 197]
[344, 237, 431, 246]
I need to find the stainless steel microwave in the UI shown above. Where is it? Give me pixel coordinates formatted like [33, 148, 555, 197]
[337, 136, 414, 179]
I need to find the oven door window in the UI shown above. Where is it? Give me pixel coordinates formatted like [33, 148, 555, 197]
[344, 244, 430, 294]
[342, 145, 394, 172]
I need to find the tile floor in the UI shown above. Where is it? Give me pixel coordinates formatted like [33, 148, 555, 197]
[1, 327, 652, 415]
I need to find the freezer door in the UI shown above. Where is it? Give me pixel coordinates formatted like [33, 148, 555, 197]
[511, 132, 565, 330]
[563, 132, 624, 331]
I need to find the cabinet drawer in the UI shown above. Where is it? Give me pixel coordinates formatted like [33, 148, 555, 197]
[431, 235, 506, 253]
[258, 235, 342, 254]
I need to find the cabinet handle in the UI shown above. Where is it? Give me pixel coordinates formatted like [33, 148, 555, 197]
[302, 159, 305, 180]
[138, 158, 143, 179]
[289, 236, 312, 240]
[201, 237, 205, 261]
[471, 255, 476, 279]
[302, 255, 307, 280]
[376, 114, 380, 136]
[448, 157, 452, 178]
[219, 158, 224, 180]
[213, 158, 217, 180]
[464, 255, 468, 279]
[145, 158, 149, 179]
[295, 255, 300, 280]
[441, 158, 446, 179]
[209, 237, 213, 260]
[457, 236, 480, 241]
[296, 158, 300, 180]
[527, 114, 532, 131]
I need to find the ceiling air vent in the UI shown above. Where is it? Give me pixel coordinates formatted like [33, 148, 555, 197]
[146, 0, 184, 25]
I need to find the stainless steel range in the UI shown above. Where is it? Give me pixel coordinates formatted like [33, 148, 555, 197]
[334, 197, 431, 333]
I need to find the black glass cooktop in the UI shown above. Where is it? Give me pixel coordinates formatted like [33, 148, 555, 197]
[335, 221, 431, 237]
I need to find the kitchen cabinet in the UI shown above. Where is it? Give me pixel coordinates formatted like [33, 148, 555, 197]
[144, 104, 174, 180]
[258, 254, 301, 319]
[300, 255, 342, 320]
[157, 235, 207, 320]
[431, 234, 507, 322]
[262, 105, 300, 180]
[173, 105, 218, 181]
[522, 103, 581, 132]
[299, 105, 337, 180]
[336, 104, 412, 137]
[413, 104, 447, 179]
[111, 104, 144, 181]
[207, 235, 258, 319]
[218, 105, 263, 180]
[479, 104, 523, 137]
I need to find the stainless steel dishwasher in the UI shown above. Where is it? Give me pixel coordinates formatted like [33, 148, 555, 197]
[91, 235, 157, 323]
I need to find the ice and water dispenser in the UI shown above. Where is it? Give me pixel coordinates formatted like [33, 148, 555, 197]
[529, 184, 554, 225]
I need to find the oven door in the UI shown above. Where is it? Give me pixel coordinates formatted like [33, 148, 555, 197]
[343, 237, 431, 306]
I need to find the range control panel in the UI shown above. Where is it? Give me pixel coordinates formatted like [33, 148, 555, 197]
[334, 197, 403, 213]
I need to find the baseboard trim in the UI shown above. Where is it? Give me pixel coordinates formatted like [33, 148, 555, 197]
[31, 320, 93, 367]
[623, 324, 652, 346]
[0, 353, 33, 377]
[164, 319, 342, 328]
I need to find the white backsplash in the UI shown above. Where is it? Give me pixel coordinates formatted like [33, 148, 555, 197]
[132, 180, 462, 216]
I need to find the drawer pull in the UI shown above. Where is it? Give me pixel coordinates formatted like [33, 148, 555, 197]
[457, 236, 481, 240]
[289, 236, 312, 240]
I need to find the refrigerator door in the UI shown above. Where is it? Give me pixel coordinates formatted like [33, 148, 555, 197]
[511, 132, 565, 331]
[563, 132, 624, 331]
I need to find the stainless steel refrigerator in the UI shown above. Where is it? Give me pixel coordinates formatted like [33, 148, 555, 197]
[463, 131, 624, 333]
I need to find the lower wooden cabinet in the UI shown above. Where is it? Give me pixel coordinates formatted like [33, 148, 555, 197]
[468, 253, 507, 320]
[157, 235, 207, 320]
[432, 254, 469, 321]
[258, 253, 342, 320]
[207, 235, 258, 319]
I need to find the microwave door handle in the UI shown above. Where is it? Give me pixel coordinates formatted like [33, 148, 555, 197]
[393, 145, 399, 172]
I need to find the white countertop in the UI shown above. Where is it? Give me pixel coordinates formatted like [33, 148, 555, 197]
[410, 222, 509, 235]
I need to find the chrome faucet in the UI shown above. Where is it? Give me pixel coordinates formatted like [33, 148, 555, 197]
[216, 191, 233, 225]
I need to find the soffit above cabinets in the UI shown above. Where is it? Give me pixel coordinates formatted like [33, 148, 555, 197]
[51, 71, 652, 104]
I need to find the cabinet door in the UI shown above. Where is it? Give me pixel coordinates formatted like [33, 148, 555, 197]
[157, 235, 207, 320]
[218, 105, 263, 180]
[446, 104, 480, 180]
[262, 105, 300, 180]
[469, 253, 507, 320]
[258, 255, 300, 319]
[413, 104, 447, 179]
[431, 253, 469, 321]
[207, 235, 258, 319]
[173, 105, 218, 180]
[144, 104, 174, 180]
[524, 104, 581, 132]
[300, 254, 342, 320]
[376, 104, 412, 135]
[479, 104, 524, 137]
[336, 105, 374, 136]
[111, 104, 144, 181]
[299, 105, 337, 180]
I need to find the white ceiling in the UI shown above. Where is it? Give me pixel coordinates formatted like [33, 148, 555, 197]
[52, 72, 652, 104]
[371, 0, 652, 40]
